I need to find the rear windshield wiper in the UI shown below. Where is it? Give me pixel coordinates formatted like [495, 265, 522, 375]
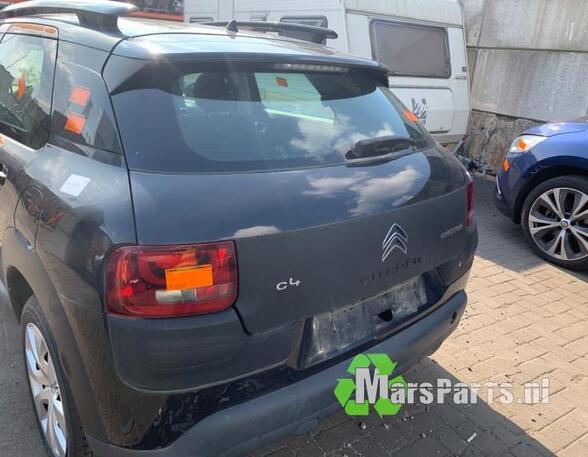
[345, 136, 418, 164]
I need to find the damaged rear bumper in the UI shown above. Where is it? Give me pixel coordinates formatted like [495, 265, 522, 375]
[88, 288, 468, 457]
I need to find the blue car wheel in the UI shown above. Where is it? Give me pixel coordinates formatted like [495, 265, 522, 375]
[522, 175, 588, 270]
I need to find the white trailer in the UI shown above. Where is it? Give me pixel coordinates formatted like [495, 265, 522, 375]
[184, 0, 470, 146]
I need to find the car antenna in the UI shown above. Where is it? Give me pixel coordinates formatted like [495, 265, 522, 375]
[225, 19, 239, 33]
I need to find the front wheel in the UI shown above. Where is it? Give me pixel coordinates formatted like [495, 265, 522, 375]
[21, 296, 92, 457]
[522, 175, 588, 270]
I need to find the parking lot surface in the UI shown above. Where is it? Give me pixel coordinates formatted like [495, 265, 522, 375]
[1, 177, 587, 457]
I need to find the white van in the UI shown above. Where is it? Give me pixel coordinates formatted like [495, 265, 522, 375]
[184, 0, 470, 147]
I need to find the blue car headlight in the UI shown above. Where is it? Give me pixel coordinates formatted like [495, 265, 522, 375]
[509, 135, 547, 153]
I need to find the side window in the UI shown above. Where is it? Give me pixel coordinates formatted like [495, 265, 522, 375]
[0, 33, 56, 149]
[51, 45, 122, 155]
[370, 21, 451, 79]
[279, 16, 329, 44]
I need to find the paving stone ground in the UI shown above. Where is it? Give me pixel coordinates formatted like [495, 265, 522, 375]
[1, 176, 587, 456]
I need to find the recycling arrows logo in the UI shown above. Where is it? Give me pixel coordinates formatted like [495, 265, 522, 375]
[334, 353, 407, 417]
[382, 223, 408, 262]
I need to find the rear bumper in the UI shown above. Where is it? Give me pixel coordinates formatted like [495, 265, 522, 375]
[88, 289, 467, 457]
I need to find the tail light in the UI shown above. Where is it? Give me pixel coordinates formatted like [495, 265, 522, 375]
[105, 242, 237, 318]
[466, 180, 475, 226]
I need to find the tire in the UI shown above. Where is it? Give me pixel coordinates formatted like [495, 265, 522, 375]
[521, 175, 588, 271]
[21, 296, 93, 457]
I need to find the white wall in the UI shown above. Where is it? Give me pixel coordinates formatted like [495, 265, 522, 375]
[463, 0, 588, 122]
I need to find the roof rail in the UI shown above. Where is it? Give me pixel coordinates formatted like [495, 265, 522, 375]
[0, 0, 138, 32]
[204, 20, 338, 42]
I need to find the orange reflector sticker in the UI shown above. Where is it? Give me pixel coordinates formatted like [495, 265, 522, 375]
[404, 111, 418, 122]
[69, 86, 91, 107]
[64, 113, 86, 135]
[502, 158, 510, 172]
[276, 77, 288, 87]
[165, 264, 213, 290]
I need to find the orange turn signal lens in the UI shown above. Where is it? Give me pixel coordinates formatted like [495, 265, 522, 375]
[509, 135, 547, 153]
[502, 158, 510, 172]
[517, 139, 528, 151]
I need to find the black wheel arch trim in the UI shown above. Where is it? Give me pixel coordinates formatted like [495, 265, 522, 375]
[1, 226, 108, 442]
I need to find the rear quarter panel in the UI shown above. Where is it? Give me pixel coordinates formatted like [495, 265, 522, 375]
[20, 145, 155, 444]
[3, 41, 157, 446]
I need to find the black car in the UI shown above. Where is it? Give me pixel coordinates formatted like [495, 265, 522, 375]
[0, 1, 477, 456]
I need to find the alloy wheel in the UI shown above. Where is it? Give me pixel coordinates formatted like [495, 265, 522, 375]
[25, 323, 67, 457]
[528, 187, 588, 262]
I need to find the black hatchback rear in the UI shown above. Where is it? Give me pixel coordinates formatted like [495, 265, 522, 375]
[0, 2, 477, 457]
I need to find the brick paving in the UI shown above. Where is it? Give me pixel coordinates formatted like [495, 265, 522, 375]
[1, 176, 587, 456]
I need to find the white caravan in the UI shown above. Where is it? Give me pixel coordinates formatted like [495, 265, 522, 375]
[184, 0, 470, 146]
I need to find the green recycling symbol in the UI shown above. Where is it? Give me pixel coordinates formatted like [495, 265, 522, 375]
[334, 353, 407, 417]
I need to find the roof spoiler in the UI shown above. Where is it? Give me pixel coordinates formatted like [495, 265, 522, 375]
[204, 20, 338, 43]
[0, 0, 137, 32]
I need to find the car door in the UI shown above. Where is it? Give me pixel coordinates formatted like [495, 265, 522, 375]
[0, 25, 58, 247]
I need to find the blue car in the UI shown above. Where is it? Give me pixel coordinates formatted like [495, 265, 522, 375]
[495, 120, 588, 270]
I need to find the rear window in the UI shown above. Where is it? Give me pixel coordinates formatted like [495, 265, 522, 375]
[370, 21, 451, 79]
[111, 62, 432, 173]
